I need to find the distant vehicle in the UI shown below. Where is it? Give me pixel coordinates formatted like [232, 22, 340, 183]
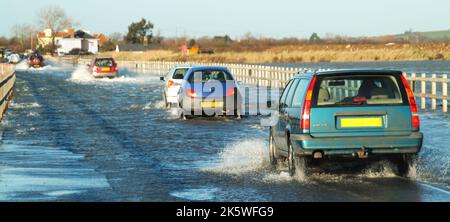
[88, 57, 119, 79]
[0, 48, 5, 59]
[176, 66, 242, 118]
[0, 49, 7, 63]
[160, 66, 192, 108]
[27, 52, 45, 68]
[3, 49, 11, 57]
[6, 52, 21, 64]
[269, 69, 423, 177]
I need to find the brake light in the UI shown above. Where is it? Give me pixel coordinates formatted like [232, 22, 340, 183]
[301, 75, 317, 130]
[353, 97, 367, 104]
[226, 88, 236, 96]
[186, 89, 197, 97]
[93, 66, 100, 72]
[401, 74, 420, 129]
[167, 80, 174, 88]
[112, 66, 118, 72]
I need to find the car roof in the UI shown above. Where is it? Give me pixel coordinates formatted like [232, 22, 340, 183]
[188, 66, 230, 72]
[173, 65, 194, 69]
[95, 57, 115, 60]
[293, 69, 403, 79]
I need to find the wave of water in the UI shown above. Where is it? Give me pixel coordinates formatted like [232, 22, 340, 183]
[15, 60, 69, 72]
[10, 102, 41, 109]
[201, 139, 269, 175]
[201, 137, 445, 186]
[66, 65, 161, 85]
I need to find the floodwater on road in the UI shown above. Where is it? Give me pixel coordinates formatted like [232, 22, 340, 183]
[0, 61, 449, 201]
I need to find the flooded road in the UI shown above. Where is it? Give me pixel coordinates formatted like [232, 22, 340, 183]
[0, 62, 449, 201]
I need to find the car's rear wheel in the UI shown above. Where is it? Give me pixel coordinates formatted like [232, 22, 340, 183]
[179, 102, 193, 120]
[287, 140, 310, 177]
[269, 131, 278, 168]
[163, 93, 169, 109]
[287, 143, 295, 176]
[391, 154, 417, 177]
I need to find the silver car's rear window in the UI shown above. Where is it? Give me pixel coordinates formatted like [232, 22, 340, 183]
[314, 75, 405, 107]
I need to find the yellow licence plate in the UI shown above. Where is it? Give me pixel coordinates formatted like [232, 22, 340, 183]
[101, 67, 110, 71]
[341, 117, 383, 128]
[201, 101, 223, 108]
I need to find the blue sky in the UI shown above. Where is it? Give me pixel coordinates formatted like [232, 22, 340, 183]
[2, 0, 450, 38]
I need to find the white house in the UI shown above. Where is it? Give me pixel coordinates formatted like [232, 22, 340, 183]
[55, 30, 99, 55]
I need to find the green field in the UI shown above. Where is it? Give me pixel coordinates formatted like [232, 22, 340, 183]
[397, 29, 450, 40]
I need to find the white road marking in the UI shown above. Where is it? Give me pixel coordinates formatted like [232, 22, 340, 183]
[419, 183, 450, 195]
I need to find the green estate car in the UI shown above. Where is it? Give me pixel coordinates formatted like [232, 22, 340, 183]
[269, 69, 423, 177]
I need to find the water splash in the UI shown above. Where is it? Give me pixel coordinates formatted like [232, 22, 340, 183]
[143, 101, 166, 110]
[202, 139, 269, 175]
[15, 60, 67, 72]
[67, 65, 141, 84]
[68, 65, 96, 82]
[10, 102, 41, 109]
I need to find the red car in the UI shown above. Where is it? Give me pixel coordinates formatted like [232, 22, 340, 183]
[88, 57, 119, 78]
[28, 54, 45, 68]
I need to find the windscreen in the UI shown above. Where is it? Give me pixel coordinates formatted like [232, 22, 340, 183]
[314, 75, 405, 107]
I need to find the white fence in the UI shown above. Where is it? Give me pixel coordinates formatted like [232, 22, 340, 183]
[57, 57, 449, 113]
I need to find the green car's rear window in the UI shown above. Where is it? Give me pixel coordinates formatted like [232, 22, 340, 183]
[313, 74, 405, 107]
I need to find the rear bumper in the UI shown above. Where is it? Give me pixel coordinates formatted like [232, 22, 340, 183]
[181, 95, 242, 116]
[290, 132, 423, 156]
[166, 95, 179, 104]
[93, 72, 118, 78]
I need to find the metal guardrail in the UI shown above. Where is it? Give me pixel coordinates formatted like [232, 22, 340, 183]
[55, 57, 449, 113]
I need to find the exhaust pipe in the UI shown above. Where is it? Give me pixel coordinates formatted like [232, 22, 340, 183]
[353, 147, 369, 159]
[313, 151, 323, 159]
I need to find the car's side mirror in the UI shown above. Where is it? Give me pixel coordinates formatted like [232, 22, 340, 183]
[267, 101, 272, 108]
[160, 77, 165, 81]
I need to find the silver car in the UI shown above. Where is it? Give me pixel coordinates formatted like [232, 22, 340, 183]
[177, 66, 243, 119]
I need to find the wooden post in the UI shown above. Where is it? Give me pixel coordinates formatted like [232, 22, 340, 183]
[443, 75, 448, 113]
[431, 74, 437, 111]
[421, 73, 426, 110]
[410, 73, 416, 93]
[350, 80, 355, 97]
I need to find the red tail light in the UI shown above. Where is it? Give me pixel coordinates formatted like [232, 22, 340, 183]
[93, 66, 100, 72]
[353, 97, 367, 104]
[301, 75, 317, 130]
[401, 74, 420, 129]
[186, 89, 197, 97]
[167, 80, 174, 88]
[112, 66, 118, 72]
[226, 88, 236, 96]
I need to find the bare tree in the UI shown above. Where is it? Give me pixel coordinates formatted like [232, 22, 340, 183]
[36, 6, 74, 55]
[109, 32, 124, 43]
[11, 24, 36, 51]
